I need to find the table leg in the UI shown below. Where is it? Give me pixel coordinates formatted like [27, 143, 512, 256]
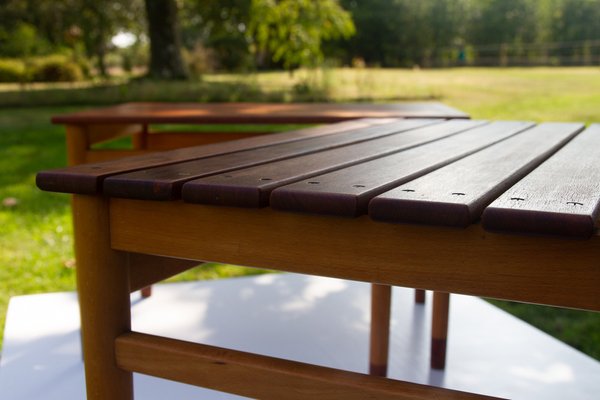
[140, 286, 153, 297]
[415, 289, 426, 304]
[134, 125, 153, 300]
[65, 125, 89, 166]
[132, 123, 149, 150]
[431, 292, 450, 370]
[369, 283, 391, 376]
[73, 195, 133, 400]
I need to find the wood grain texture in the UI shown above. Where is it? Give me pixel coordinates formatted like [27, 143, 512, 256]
[86, 123, 143, 145]
[415, 289, 426, 304]
[181, 120, 486, 207]
[37, 118, 390, 194]
[370, 284, 392, 377]
[145, 131, 271, 150]
[65, 125, 89, 166]
[102, 119, 438, 200]
[52, 102, 469, 124]
[128, 253, 199, 292]
[72, 195, 133, 400]
[431, 292, 450, 370]
[115, 332, 498, 400]
[369, 123, 584, 227]
[109, 199, 600, 311]
[270, 121, 534, 217]
[483, 124, 600, 238]
[84, 149, 151, 163]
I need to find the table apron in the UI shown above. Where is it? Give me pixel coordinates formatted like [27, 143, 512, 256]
[109, 198, 600, 312]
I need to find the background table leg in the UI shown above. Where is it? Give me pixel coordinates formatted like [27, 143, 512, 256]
[369, 283, 392, 376]
[73, 195, 133, 400]
[431, 291, 450, 370]
[415, 289, 426, 304]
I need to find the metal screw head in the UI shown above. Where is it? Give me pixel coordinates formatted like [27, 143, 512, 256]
[566, 201, 583, 206]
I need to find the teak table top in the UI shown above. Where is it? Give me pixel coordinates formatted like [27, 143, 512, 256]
[37, 118, 600, 399]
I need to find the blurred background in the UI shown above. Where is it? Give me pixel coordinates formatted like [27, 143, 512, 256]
[1, 0, 599, 362]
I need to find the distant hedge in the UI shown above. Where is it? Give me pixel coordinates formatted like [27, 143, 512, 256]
[0, 59, 26, 82]
[0, 56, 84, 83]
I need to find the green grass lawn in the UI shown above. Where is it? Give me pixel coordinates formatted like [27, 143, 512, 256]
[1, 67, 599, 359]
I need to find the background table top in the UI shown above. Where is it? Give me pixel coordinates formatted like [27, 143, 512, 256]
[51, 102, 469, 124]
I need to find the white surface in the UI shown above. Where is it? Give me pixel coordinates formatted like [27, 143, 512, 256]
[1, 273, 599, 399]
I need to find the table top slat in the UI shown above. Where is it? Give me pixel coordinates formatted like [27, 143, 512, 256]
[36, 118, 394, 195]
[102, 119, 438, 200]
[270, 121, 534, 217]
[181, 120, 487, 207]
[483, 124, 600, 238]
[51, 102, 469, 124]
[369, 122, 584, 227]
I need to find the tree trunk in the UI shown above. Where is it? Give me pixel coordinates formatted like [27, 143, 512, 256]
[97, 43, 108, 77]
[144, 0, 188, 80]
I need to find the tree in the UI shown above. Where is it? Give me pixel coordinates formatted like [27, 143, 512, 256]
[182, 0, 254, 71]
[467, 0, 541, 65]
[145, 0, 188, 79]
[248, 0, 355, 71]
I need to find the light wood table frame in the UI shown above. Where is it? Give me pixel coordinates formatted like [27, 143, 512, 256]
[71, 196, 600, 399]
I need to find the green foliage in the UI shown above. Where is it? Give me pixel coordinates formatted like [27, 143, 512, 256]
[183, 0, 255, 71]
[0, 59, 27, 83]
[0, 23, 50, 58]
[249, 0, 355, 70]
[31, 58, 83, 82]
[336, 0, 600, 67]
[489, 299, 600, 359]
[0, 56, 85, 83]
[182, 43, 216, 78]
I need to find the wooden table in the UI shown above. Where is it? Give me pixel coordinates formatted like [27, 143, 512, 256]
[54, 101, 467, 337]
[37, 118, 600, 399]
[52, 102, 468, 165]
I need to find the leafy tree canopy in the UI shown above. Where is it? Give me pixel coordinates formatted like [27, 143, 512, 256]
[248, 0, 355, 70]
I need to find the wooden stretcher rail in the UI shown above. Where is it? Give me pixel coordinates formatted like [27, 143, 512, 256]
[115, 332, 499, 400]
[127, 253, 199, 293]
[86, 124, 144, 146]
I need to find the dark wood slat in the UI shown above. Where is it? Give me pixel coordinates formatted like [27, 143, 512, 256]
[369, 123, 584, 227]
[270, 121, 534, 217]
[52, 102, 469, 124]
[483, 124, 600, 238]
[181, 120, 487, 207]
[36, 118, 395, 194]
[145, 131, 271, 150]
[102, 119, 440, 200]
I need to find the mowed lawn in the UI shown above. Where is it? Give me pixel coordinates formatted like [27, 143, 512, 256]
[1, 67, 599, 358]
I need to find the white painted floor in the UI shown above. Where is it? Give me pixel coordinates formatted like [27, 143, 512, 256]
[1, 273, 599, 399]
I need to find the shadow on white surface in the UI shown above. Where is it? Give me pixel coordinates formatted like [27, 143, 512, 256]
[1, 273, 598, 399]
